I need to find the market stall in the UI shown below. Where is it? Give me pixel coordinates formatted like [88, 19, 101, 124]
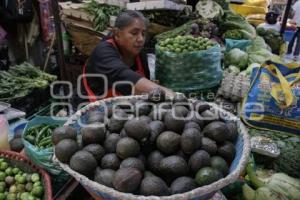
[1, 0, 300, 199]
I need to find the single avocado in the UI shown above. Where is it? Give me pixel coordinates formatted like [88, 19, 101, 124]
[81, 123, 106, 146]
[146, 150, 165, 174]
[9, 138, 24, 152]
[101, 153, 120, 170]
[173, 105, 189, 117]
[70, 150, 97, 177]
[94, 168, 115, 187]
[124, 118, 150, 142]
[164, 111, 185, 133]
[173, 93, 188, 104]
[87, 111, 105, 124]
[202, 121, 229, 143]
[116, 137, 140, 159]
[188, 150, 210, 173]
[148, 88, 166, 103]
[195, 167, 223, 186]
[120, 157, 145, 172]
[139, 176, 170, 196]
[135, 100, 152, 116]
[148, 108, 167, 121]
[113, 168, 142, 193]
[104, 133, 121, 153]
[120, 129, 128, 138]
[187, 111, 205, 129]
[184, 121, 201, 131]
[226, 122, 238, 142]
[193, 100, 210, 114]
[149, 121, 165, 143]
[108, 110, 128, 133]
[170, 176, 197, 194]
[201, 137, 217, 156]
[210, 156, 229, 176]
[217, 141, 236, 163]
[138, 115, 152, 124]
[201, 110, 219, 125]
[181, 128, 203, 154]
[52, 126, 77, 145]
[55, 139, 79, 163]
[83, 144, 105, 164]
[159, 156, 188, 179]
[156, 131, 181, 154]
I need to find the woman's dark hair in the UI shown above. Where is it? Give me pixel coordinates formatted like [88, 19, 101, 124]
[114, 10, 149, 29]
[266, 12, 279, 25]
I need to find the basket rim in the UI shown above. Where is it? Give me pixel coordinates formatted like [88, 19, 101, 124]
[0, 150, 53, 200]
[54, 95, 251, 200]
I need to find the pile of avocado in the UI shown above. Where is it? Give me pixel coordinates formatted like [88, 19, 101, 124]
[0, 158, 44, 200]
[157, 35, 217, 54]
[54, 89, 238, 196]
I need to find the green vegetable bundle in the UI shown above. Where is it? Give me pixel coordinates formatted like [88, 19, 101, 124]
[0, 62, 57, 102]
[256, 27, 284, 53]
[243, 161, 300, 200]
[24, 124, 58, 150]
[0, 158, 44, 200]
[219, 11, 256, 40]
[84, 0, 124, 32]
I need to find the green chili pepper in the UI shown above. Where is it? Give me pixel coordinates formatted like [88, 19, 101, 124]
[35, 125, 50, 144]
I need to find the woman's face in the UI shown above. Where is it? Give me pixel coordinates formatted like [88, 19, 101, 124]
[114, 18, 146, 57]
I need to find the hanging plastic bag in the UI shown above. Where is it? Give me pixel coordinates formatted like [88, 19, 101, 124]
[242, 60, 300, 135]
[22, 116, 70, 187]
[155, 45, 223, 93]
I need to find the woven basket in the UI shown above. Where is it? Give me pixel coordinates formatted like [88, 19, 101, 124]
[0, 150, 52, 200]
[54, 96, 251, 200]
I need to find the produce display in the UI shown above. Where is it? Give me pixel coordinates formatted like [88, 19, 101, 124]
[157, 35, 217, 53]
[54, 90, 239, 196]
[256, 27, 284, 53]
[0, 158, 44, 200]
[219, 11, 256, 40]
[0, 62, 57, 102]
[243, 160, 300, 200]
[155, 18, 219, 42]
[24, 124, 58, 150]
[84, 0, 124, 32]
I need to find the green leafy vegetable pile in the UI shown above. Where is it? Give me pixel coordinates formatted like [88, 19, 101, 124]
[0, 62, 57, 102]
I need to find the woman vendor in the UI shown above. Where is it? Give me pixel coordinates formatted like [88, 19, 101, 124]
[80, 10, 174, 103]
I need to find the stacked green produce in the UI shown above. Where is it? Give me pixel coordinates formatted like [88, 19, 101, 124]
[24, 124, 58, 150]
[157, 35, 217, 53]
[84, 0, 124, 32]
[256, 27, 284, 53]
[249, 129, 300, 179]
[54, 90, 239, 196]
[0, 62, 57, 102]
[243, 159, 300, 200]
[0, 158, 44, 200]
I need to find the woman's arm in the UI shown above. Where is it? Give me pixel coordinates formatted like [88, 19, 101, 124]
[134, 77, 175, 97]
